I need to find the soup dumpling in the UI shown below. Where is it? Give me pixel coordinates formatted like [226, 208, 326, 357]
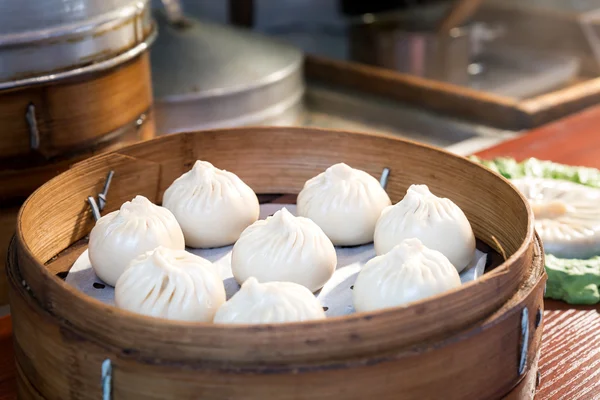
[374, 184, 475, 272]
[297, 163, 391, 246]
[231, 208, 336, 292]
[353, 238, 461, 312]
[162, 160, 260, 248]
[115, 246, 226, 322]
[213, 277, 326, 324]
[89, 195, 185, 286]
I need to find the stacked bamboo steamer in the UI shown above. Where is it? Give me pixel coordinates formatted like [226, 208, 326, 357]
[0, 0, 157, 308]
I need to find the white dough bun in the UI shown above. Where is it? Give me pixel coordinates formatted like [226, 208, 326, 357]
[353, 238, 461, 312]
[374, 184, 475, 272]
[162, 160, 260, 248]
[297, 163, 391, 246]
[115, 246, 226, 322]
[231, 208, 337, 292]
[213, 277, 326, 324]
[89, 195, 185, 286]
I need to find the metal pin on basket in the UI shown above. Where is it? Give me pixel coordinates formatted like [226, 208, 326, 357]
[380, 167, 390, 190]
[88, 196, 102, 222]
[98, 170, 114, 211]
[88, 170, 115, 221]
[102, 359, 112, 400]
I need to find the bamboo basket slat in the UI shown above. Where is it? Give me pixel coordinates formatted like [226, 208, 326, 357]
[0, 54, 153, 164]
[7, 236, 545, 400]
[8, 128, 544, 399]
[0, 112, 155, 205]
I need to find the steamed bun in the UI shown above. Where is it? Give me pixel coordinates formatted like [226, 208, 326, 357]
[89, 195, 185, 286]
[213, 277, 326, 324]
[353, 238, 461, 312]
[115, 246, 225, 322]
[297, 163, 391, 246]
[231, 208, 336, 292]
[162, 160, 260, 248]
[374, 184, 475, 272]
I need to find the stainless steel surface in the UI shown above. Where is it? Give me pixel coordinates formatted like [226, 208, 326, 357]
[0, 0, 155, 88]
[151, 13, 304, 133]
[470, 45, 581, 99]
[299, 83, 519, 155]
[161, 0, 185, 24]
[476, 0, 600, 75]
[437, 0, 484, 32]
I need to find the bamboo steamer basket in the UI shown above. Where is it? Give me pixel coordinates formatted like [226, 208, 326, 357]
[0, 0, 157, 307]
[7, 128, 545, 400]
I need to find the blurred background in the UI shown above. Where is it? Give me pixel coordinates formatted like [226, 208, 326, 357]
[146, 0, 600, 154]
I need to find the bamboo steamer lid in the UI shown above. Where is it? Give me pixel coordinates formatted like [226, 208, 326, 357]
[7, 128, 546, 399]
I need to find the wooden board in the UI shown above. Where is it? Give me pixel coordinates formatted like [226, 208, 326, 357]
[305, 55, 600, 131]
[476, 104, 600, 169]
[475, 105, 600, 399]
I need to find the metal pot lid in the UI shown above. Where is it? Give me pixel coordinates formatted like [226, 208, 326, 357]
[151, 12, 303, 102]
[0, 0, 155, 90]
[151, 11, 304, 133]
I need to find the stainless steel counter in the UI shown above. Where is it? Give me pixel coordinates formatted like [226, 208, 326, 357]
[293, 83, 520, 156]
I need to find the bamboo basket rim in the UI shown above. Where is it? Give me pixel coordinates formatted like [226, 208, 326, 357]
[13, 127, 535, 345]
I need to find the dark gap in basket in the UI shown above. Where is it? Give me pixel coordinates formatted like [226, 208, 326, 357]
[93, 282, 106, 289]
[56, 271, 69, 280]
[476, 238, 504, 273]
[350, 285, 354, 290]
[122, 348, 139, 356]
[257, 194, 284, 204]
[323, 306, 329, 311]
[257, 193, 298, 205]
[337, 244, 367, 249]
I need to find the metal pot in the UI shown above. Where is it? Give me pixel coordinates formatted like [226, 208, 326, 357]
[351, 22, 471, 84]
[349, 7, 474, 85]
[151, 3, 304, 133]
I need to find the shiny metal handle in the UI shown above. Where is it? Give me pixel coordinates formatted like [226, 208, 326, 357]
[161, 0, 185, 24]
